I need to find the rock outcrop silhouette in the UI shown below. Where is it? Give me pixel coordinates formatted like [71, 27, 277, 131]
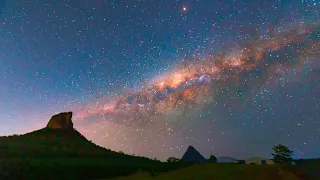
[46, 112, 73, 129]
[0, 111, 123, 158]
[181, 145, 206, 162]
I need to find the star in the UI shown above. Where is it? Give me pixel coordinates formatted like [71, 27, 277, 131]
[0, 0, 319, 162]
[182, 6, 187, 12]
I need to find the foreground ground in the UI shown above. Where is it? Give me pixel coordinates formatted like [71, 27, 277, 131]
[110, 163, 319, 180]
[0, 158, 190, 180]
[0, 127, 318, 179]
[1, 158, 319, 179]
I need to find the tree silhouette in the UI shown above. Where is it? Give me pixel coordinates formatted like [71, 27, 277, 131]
[167, 157, 180, 163]
[208, 155, 217, 163]
[118, 151, 124, 154]
[153, 157, 160, 162]
[272, 144, 293, 164]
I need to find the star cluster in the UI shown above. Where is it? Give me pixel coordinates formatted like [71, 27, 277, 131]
[0, 0, 319, 160]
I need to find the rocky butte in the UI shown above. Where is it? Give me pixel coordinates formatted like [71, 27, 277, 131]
[46, 112, 74, 129]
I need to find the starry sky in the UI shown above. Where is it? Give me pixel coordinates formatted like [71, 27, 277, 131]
[0, 0, 319, 161]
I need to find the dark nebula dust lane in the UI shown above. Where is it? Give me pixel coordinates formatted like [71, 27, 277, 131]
[75, 22, 319, 128]
[0, 0, 319, 161]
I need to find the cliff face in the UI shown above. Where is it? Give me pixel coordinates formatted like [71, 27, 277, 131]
[46, 112, 73, 129]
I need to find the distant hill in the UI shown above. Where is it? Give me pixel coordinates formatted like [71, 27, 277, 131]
[217, 156, 238, 163]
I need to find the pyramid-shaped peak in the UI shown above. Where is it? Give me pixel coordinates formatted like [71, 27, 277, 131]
[181, 145, 206, 163]
[186, 145, 196, 151]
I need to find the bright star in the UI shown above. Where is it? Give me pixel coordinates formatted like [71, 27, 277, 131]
[182, 6, 187, 11]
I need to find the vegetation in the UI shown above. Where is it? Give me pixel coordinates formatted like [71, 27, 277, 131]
[272, 144, 294, 164]
[166, 157, 180, 163]
[110, 163, 302, 180]
[208, 155, 217, 163]
[0, 157, 193, 180]
[292, 158, 320, 180]
[0, 128, 190, 180]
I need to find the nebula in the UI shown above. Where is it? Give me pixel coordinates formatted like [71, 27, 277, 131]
[75, 21, 319, 128]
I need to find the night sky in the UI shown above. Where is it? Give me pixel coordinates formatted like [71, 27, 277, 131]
[0, 0, 319, 161]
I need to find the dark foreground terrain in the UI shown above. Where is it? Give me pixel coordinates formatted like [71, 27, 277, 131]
[0, 128, 189, 180]
[109, 163, 302, 180]
[0, 128, 319, 180]
[112, 160, 320, 180]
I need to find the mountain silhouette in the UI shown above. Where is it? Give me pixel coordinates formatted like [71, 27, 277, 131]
[181, 146, 206, 163]
[0, 112, 167, 179]
[0, 128, 116, 158]
[0, 112, 150, 160]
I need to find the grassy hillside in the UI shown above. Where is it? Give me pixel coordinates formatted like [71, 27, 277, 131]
[0, 128, 189, 180]
[0, 128, 147, 158]
[291, 159, 320, 180]
[0, 158, 192, 180]
[1, 128, 108, 157]
[110, 163, 304, 180]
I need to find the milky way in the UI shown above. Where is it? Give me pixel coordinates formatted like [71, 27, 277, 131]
[1, 0, 319, 161]
[75, 22, 319, 130]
